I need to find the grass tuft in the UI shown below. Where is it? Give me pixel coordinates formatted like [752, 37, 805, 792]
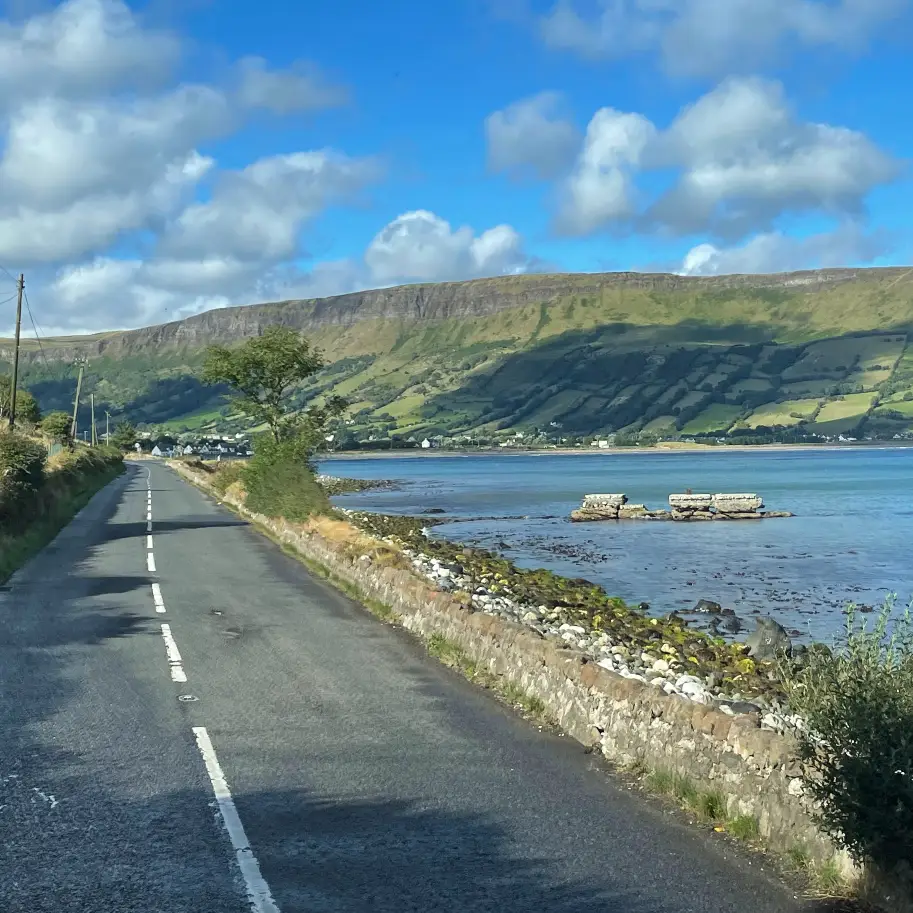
[728, 814, 761, 840]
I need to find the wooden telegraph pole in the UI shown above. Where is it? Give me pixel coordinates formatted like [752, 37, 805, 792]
[7, 274, 24, 429]
[105, 410, 111, 445]
[71, 359, 85, 440]
[90, 393, 97, 446]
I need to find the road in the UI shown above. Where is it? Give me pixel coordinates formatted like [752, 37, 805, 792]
[0, 461, 824, 913]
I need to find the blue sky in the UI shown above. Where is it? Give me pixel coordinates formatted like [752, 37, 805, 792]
[0, 0, 910, 333]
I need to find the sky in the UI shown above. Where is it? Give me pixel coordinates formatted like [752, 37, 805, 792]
[0, 0, 911, 335]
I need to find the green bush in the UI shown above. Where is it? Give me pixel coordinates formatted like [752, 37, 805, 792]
[40, 411, 72, 441]
[242, 434, 330, 522]
[0, 440, 123, 583]
[0, 431, 46, 524]
[784, 600, 913, 885]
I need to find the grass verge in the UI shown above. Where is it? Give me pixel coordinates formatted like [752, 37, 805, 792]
[635, 760, 857, 900]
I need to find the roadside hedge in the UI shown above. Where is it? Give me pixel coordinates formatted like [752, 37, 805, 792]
[0, 435, 124, 582]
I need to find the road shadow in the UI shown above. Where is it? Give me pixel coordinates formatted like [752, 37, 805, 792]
[102, 517, 249, 543]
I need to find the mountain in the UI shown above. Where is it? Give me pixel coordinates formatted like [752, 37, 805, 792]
[4, 267, 913, 442]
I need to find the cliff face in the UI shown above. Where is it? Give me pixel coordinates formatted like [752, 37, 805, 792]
[1, 267, 895, 366]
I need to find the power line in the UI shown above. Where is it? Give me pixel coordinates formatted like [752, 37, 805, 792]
[22, 288, 52, 373]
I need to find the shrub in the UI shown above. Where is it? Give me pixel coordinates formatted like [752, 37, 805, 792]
[784, 600, 913, 885]
[0, 431, 46, 524]
[242, 433, 330, 521]
[41, 411, 72, 442]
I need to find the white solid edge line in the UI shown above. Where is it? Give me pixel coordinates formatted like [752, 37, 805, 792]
[192, 727, 281, 913]
[151, 582, 165, 613]
[160, 623, 186, 682]
[147, 535, 154, 550]
[147, 551, 156, 573]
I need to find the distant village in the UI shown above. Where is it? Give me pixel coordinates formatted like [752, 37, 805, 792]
[134, 431, 253, 459]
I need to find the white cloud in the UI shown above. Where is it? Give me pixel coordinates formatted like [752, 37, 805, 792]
[678, 223, 891, 275]
[0, 0, 180, 104]
[158, 151, 380, 263]
[647, 77, 899, 239]
[486, 91, 580, 179]
[364, 210, 533, 283]
[538, 0, 910, 77]
[552, 77, 899, 239]
[236, 56, 347, 114]
[28, 208, 538, 335]
[555, 107, 656, 235]
[0, 0, 348, 275]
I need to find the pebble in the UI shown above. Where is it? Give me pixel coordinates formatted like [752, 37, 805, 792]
[400, 546, 796, 729]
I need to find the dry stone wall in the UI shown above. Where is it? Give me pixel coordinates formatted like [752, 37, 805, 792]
[172, 462, 850, 876]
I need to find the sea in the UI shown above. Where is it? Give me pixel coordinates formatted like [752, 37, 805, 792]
[319, 447, 913, 642]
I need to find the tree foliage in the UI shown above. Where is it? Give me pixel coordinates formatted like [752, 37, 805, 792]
[784, 601, 913, 882]
[0, 377, 41, 425]
[201, 327, 325, 442]
[40, 411, 72, 441]
[109, 421, 138, 451]
[0, 431, 46, 523]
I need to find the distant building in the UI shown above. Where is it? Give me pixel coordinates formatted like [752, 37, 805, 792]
[151, 445, 163, 457]
[421, 438, 431, 449]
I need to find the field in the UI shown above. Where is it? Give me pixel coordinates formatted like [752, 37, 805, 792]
[680, 404, 744, 435]
[806, 392, 879, 435]
[739, 398, 821, 429]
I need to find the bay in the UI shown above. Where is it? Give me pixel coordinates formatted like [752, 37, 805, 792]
[319, 447, 913, 641]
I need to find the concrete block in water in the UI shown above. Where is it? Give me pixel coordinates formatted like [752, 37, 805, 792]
[712, 493, 764, 513]
[582, 494, 627, 509]
[668, 494, 713, 511]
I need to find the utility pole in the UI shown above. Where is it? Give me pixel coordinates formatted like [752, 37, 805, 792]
[90, 393, 97, 446]
[71, 360, 85, 440]
[105, 410, 111, 444]
[7, 274, 24, 429]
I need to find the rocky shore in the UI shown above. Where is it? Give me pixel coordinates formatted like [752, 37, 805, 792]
[343, 509, 805, 736]
[571, 492, 793, 522]
[315, 474, 398, 496]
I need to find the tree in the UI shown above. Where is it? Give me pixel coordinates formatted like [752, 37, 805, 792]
[0, 377, 40, 424]
[201, 327, 325, 443]
[41, 411, 72, 441]
[109, 421, 138, 451]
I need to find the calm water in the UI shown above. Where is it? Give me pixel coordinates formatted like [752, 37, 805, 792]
[320, 448, 913, 641]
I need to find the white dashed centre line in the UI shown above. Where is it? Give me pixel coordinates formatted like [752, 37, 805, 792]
[147, 519, 152, 532]
[151, 583, 166, 613]
[147, 551, 156, 573]
[146, 535, 154, 550]
[160, 624, 186, 682]
[192, 727, 281, 913]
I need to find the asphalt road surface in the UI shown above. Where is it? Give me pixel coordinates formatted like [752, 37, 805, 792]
[0, 461, 829, 912]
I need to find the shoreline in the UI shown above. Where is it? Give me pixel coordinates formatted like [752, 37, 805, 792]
[320, 441, 913, 460]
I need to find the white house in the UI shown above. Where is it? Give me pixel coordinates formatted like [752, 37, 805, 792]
[151, 445, 163, 457]
[421, 438, 431, 449]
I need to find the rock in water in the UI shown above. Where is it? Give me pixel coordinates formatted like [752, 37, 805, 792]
[694, 599, 722, 613]
[745, 617, 792, 661]
[571, 508, 617, 522]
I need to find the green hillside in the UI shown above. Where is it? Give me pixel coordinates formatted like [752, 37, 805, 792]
[5, 267, 913, 443]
